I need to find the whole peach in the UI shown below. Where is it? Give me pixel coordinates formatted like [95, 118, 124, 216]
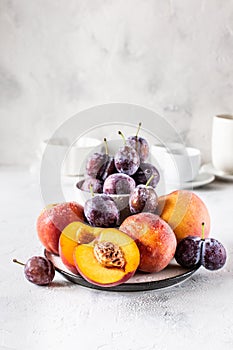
[157, 190, 210, 242]
[120, 213, 177, 273]
[37, 202, 84, 255]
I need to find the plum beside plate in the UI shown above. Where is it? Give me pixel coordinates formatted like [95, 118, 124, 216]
[45, 250, 199, 292]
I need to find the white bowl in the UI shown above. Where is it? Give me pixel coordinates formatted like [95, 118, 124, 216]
[75, 179, 130, 211]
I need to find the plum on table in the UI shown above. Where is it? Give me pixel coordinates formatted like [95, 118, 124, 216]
[13, 257, 55, 285]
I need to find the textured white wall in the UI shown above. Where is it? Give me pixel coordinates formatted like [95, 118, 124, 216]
[1, 0, 233, 165]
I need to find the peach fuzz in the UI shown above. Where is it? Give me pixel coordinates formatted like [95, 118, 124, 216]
[157, 190, 210, 242]
[37, 202, 85, 255]
[120, 213, 177, 273]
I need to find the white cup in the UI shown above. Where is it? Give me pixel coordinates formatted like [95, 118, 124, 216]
[64, 137, 103, 176]
[42, 137, 103, 176]
[151, 144, 201, 183]
[212, 114, 233, 174]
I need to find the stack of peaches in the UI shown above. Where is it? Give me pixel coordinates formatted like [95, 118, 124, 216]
[36, 124, 222, 288]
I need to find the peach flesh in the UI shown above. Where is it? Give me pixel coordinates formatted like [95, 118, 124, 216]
[59, 222, 100, 274]
[74, 228, 140, 287]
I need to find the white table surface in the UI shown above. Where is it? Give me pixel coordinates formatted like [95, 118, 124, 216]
[1, 166, 233, 350]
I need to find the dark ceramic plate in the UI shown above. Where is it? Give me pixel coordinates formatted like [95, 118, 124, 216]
[45, 250, 199, 292]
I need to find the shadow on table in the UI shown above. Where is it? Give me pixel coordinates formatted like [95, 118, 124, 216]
[196, 179, 232, 192]
[49, 280, 72, 288]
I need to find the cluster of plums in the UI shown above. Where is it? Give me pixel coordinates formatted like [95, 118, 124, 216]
[79, 123, 160, 227]
[175, 223, 227, 271]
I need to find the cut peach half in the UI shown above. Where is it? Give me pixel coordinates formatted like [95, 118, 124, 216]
[74, 228, 140, 287]
[59, 222, 101, 274]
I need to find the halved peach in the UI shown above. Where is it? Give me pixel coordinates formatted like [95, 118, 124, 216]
[59, 222, 101, 274]
[73, 228, 140, 287]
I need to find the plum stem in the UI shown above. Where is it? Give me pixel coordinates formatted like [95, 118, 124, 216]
[13, 259, 25, 266]
[145, 174, 154, 187]
[103, 138, 109, 155]
[90, 184, 94, 197]
[201, 222, 205, 240]
[118, 131, 126, 145]
[136, 122, 142, 138]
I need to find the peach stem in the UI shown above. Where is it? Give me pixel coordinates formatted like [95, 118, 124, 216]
[13, 259, 25, 266]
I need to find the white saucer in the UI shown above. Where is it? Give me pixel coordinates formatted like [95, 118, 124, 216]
[168, 172, 215, 189]
[201, 163, 233, 181]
